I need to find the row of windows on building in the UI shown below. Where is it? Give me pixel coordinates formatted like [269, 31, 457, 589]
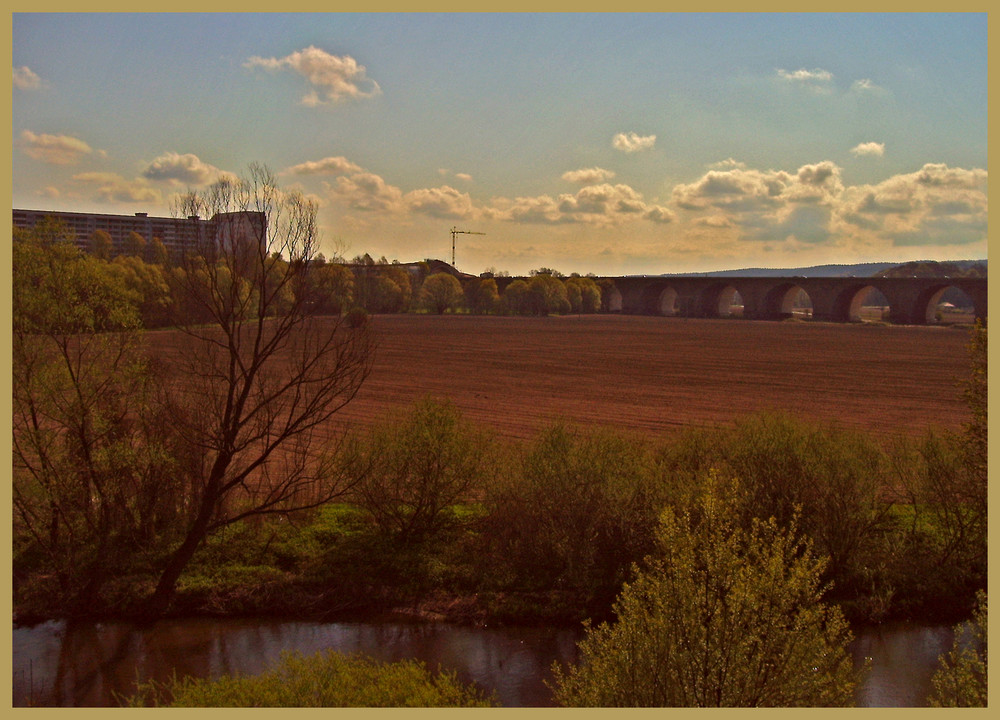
[12, 209, 267, 259]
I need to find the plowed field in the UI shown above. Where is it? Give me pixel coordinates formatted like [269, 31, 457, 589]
[328, 314, 972, 440]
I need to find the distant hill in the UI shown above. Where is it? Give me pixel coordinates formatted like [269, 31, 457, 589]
[874, 260, 987, 279]
[659, 260, 986, 278]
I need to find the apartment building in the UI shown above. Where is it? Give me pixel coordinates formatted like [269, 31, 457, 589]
[12, 208, 267, 259]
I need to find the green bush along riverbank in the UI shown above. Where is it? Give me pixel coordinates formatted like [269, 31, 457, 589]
[15, 399, 986, 629]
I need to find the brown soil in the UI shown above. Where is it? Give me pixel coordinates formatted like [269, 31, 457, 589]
[334, 314, 972, 441]
[144, 314, 974, 442]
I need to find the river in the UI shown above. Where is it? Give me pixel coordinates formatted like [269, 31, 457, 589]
[11, 616, 956, 707]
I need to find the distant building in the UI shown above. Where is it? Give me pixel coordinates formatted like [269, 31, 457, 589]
[12, 208, 267, 260]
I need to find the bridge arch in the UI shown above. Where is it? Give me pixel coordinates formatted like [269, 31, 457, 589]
[700, 284, 743, 318]
[604, 285, 623, 312]
[762, 283, 813, 320]
[914, 283, 977, 324]
[833, 284, 890, 323]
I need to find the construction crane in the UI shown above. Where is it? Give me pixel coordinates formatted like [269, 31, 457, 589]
[450, 226, 485, 268]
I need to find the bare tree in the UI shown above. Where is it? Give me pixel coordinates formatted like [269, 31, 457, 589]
[145, 164, 374, 615]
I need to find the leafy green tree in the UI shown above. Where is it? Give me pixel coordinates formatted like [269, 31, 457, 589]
[110, 255, 174, 327]
[123, 230, 147, 257]
[347, 397, 491, 543]
[928, 591, 987, 707]
[721, 412, 894, 586]
[482, 424, 662, 614]
[380, 262, 415, 310]
[564, 278, 583, 313]
[530, 267, 564, 277]
[596, 278, 619, 312]
[551, 474, 858, 707]
[14, 215, 76, 246]
[463, 276, 500, 314]
[298, 261, 354, 315]
[960, 319, 987, 528]
[527, 273, 571, 315]
[419, 272, 464, 314]
[565, 276, 601, 313]
[146, 236, 169, 265]
[128, 650, 496, 707]
[501, 278, 530, 315]
[12, 231, 183, 611]
[88, 229, 113, 259]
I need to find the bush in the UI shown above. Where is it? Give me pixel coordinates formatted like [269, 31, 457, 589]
[928, 590, 987, 707]
[480, 424, 664, 617]
[347, 397, 493, 544]
[127, 650, 496, 707]
[551, 474, 858, 707]
[345, 306, 369, 328]
[717, 413, 896, 611]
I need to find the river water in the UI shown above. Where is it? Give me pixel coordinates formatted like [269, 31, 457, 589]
[11, 616, 955, 707]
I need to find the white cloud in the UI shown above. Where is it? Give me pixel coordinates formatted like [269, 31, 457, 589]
[612, 132, 656, 153]
[490, 183, 670, 226]
[285, 156, 363, 176]
[851, 142, 885, 157]
[672, 166, 792, 211]
[776, 67, 834, 93]
[708, 158, 748, 171]
[13, 65, 43, 90]
[454, 173, 473, 182]
[562, 167, 616, 184]
[143, 152, 224, 185]
[668, 158, 986, 253]
[244, 46, 381, 106]
[776, 68, 833, 83]
[20, 130, 94, 165]
[404, 185, 476, 219]
[72, 172, 161, 204]
[329, 171, 404, 213]
[644, 205, 676, 224]
[851, 78, 886, 93]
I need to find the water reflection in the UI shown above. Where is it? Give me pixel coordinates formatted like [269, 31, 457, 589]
[12, 617, 581, 707]
[851, 623, 955, 707]
[12, 617, 953, 707]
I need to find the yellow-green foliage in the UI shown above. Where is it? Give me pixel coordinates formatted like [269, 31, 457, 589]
[928, 591, 987, 707]
[551, 474, 858, 707]
[128, 650, 496, 707]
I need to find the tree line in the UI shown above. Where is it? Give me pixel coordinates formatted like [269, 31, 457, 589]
[22, 216, 618, 327]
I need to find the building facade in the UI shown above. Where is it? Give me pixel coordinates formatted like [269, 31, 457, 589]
[12, 208, 266, 260]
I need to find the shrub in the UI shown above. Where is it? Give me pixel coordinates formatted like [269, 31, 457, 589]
[480, 424, 663, 616]
[928, 590, 987, 707]
[347, 397, 493, 544]
[551, 474, 858, 707]
[127, 650, 496, 707]
[345, 306, 369, 328]
[720, 412, 895, 597]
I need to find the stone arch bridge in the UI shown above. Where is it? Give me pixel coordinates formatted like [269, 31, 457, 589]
[603, 275, 986, 324]
[492, 274, 986, 324]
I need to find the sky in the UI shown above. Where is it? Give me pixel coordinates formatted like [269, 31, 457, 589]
[11, 12, 988, 276]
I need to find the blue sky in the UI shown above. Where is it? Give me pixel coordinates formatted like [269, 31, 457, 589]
[12, 12, 988, 275]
